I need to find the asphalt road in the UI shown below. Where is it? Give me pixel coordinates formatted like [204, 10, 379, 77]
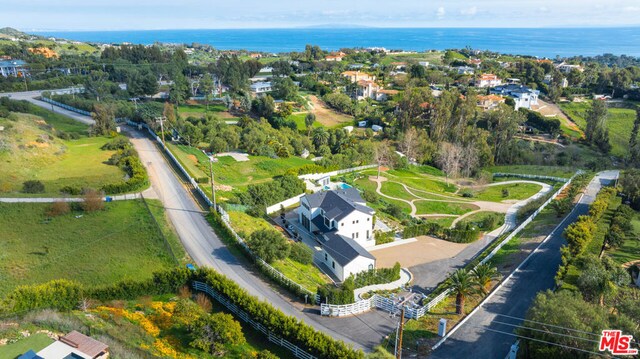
[0, 88, 94, 125]
[430, 170, 619, 359]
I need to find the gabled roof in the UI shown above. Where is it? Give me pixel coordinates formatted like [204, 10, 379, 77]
[323, 232, 375, 266]
[303, 189, 373, 221]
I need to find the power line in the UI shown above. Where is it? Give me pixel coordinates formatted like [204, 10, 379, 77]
[489, 319, 601, 345]
[468, 324, 612, 358]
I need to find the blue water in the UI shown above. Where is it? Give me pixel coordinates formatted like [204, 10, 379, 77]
[33, 27, 640, 57]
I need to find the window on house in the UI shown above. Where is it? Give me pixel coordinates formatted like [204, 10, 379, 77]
[352, 233, 355, 239]
[325, 253, 328, 261]
[332, 261, 335, 269]
[341, 223, 344, 226]
[367, 218, 370, 221]
[356, 232, 359, 238]
[369, 264, 374, 270]
[367, 230, 370, 239]
[356, 220, 359, 224]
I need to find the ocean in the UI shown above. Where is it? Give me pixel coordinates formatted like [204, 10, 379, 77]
[33, 27, 640, 58]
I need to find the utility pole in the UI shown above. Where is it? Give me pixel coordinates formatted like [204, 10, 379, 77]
[208, 155, 217, 212]
[156, 116, 166, 145]
[396, 307, 405, 359]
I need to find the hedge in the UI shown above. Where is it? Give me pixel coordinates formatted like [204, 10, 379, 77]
[351, 262, 401, 289]
[403, 222, 480, 243]
[101, 152, 149, 194]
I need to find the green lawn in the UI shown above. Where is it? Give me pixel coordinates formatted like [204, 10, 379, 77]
[353, 178, 412, 215]
[559, 101, 637, 157]
[228, 210, 273, 237]
[167, 143, 315, 191]
[0, 333, 54, 359]
[177, 102, 228, 114]
[487, 165, 575, 178]
[380, 181, 419, 201]
[414, 200, 478, 215]
[470, 183, 542, 202]
[287, 112, 323, 131]
[461, 211, 505, 231]
[0, 200, 178, 296]
[360, 168, 457, 194]
[0, 113, 128, 196]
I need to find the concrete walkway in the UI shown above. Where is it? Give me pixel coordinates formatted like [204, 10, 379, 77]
[354, 268, 413, 299]
[0, 188, 156, 203]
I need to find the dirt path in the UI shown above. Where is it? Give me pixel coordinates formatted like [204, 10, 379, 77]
[531, 99, 583, 137]
[308, 95, 354, 127]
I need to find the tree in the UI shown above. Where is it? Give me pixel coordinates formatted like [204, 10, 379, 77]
[247, 229, 290, 263]
[253, 95, 276, 119]
[373, 141, 392, 179]
[173, 298, 205, 330]
[446, 269, 477, 314]
[272, 77, 298, 101]
[563, 216, 596, 257]
[170, 72, 190, 105]
[437, 142, 463, 183]
[485, 105, 524, 164]
[620, 169, 640, 210]
[304, 113, 316, 136]
[84, 70, 110, 102]
[200, 73, 215, 110]
[182, 122, 203, 147]
[277, 102, 293, 119]
[91, 103, 116, 136]
[409, 64, 427, 79]
[312, 127, 330, 148]
[82, 189, 104, 212]
[163, 102, 176, 127]
[22, 180, 45, 194]
[190, 312, 245, 356]
[471, 264, 500, 294]
[585, 99, 611, 153]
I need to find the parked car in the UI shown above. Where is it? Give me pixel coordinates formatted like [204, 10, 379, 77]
[186, 263, 197, 271]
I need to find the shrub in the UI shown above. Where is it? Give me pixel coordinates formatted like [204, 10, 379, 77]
[350, 263, 401, 289]
[47, 201, 71, 217]
[60, 185, 82, 196]
[289, 242, 313, 264]
[501, 188, 510, 198]
[1, 280, 83, 313]
[317, 280, 355, 305]
[374, 231, 394, 245]
[247, 229, 290, 264]
[82, 188, 104, 212]
[362, 189, 380, 204]
[461, 189, 474, 198]
[190, 312, 246, 355]
[382, 202, 404, 219]
[22, 180, 45, 193]
[101, 136, 131, 150]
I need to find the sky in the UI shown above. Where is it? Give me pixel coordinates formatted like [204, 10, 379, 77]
[4, 0, 640, 31]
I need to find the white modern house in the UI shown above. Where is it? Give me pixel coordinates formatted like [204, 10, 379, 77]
[475, 73, 502, 88]
[490, 84, 540, 110]
[0, 59, 28, 77]
[297, 188, 376, 281]
[250, 81, 273, 95]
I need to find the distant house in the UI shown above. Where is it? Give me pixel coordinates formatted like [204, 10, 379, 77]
[348, 63, 365, 70]
[418, 61, 429, 67]
[490, 84, 540, 110]
[469, 58, 482, 67]
[477, 94, 505, 111]
[555, 62, 584, 74]
[375, 89, 399, 101]
[0, 59, 28, 77]
[297, 189, 376, 281]
[325, 55, 344, 62]
[475, 74, 502, 88]
[341, 71, 375, 83]
[355, 79, 380, 100]
[455, 66, 475, 75]
[390, 62, 407, 71]
[250, 81, 272, 95]
[249, 53, 262, 59]
[33, 331, 109, 359]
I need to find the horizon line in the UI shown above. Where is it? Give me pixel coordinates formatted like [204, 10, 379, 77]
[25, 24, 640, 32]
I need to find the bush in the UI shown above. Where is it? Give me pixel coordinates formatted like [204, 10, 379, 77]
[317, 281, 355, 305]
[101, 136, 131, 150]
[190, 312, 246, 355]
[374, 231, 394, 245]
[350, 262, 401, 289]
[501, 188, 510, 198]
[241, 174, 305, 209]
[47, 201, 71, 217]
[382, 202, 404, 219]
[1, 280, 83, 313]
[461, 189, 474, 198]
[82, 188, 104, 212]
[101, 155, 149, 194]
[22, 180, 45, 193]
[362, 189, 380, 204]
[247, 229, 290, 264]
[289, 242, 313, 264]
[60, 186, 82, 195]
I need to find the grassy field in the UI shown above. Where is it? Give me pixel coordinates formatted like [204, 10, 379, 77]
[0, 113, 128, 196]
[379, 51, 444, 66]
[287, 112, 323, 131]
[414, 200, 478, 215]
[0, 333, 54, 359]
[470, 182, 542, 202]
[487, 165, 576, 178]
[361, 168, 457, 194]
[380, 181, 419, 201]
[461, 211, 505, 230]
[176, 102, 238, 120]
[168, 143, 315, 192]
[0, 200, 179, 296]
[559, 101, 637, 157]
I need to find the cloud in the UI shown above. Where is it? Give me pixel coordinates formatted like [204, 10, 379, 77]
[539, 6, 549, 12]
[460, 6, 478, 16]
[624, 6, 640, 11]
[436, 6, 445, 19]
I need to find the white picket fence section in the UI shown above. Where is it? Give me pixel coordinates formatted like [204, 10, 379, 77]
[298, 164, 377, 181]
[266, 193, 306, 214]
[493, 172, 570, 183]
[192, 281, 317, 359]
[321, 171, 581, 320]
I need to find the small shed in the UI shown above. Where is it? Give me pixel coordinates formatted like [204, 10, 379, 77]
[371, 125, 383, 132]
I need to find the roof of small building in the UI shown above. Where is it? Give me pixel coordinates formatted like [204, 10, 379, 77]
[0, 59, 27, 67]
[60, 331, 109, 358]
[477, 94, 505, 102]
[323, 232, 375, 266]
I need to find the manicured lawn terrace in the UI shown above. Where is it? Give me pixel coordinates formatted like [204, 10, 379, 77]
[559, 101, 637, 157]
[0, 200, 178, 297]
[286, 112, 323, 131]
[470, 182, 542, 202]
[461, 211, 505, 231]
[0, 113, 127, 196]
[414, 200, 478, 216]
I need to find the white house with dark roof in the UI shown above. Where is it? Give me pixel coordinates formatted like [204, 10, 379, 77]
[297, 188, 376, 281]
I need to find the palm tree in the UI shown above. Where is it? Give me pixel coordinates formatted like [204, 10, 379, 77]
[304, 113, 316, 136]
[312, 127, 330, 148]
[446, 269, 477, 315]
[471, 264, 501, 294]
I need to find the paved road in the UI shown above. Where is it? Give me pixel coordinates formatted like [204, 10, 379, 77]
[430, 170, 618, 359]
[0, 88, 94, 125]
[409, 181, 554, 294]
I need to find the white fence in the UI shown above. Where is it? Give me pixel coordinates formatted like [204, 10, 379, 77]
[321, 171, 580, 320]
[192, 281, 317, 359]
[299, 164, 377, 181]
[266, 193, 305, 214]
[493, 172, 570, 183]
